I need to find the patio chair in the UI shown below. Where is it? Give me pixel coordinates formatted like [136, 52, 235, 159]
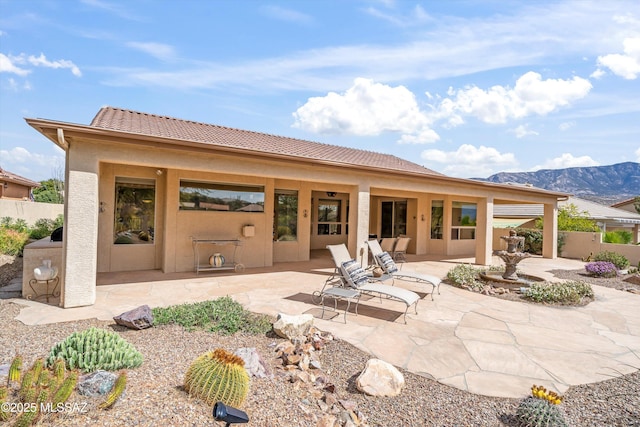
[367, 239, 441, 300]
[379, 237, 397, 253]
[319, 244, 420, 324]
[392, 237, 411, 262]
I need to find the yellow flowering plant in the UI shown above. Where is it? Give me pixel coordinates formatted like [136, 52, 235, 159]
[531, 384, 563, 405]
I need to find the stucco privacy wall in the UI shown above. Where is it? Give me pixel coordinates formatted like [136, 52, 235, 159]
[0, 200, 64, 225]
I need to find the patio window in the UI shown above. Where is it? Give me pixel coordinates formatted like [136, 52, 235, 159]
[317, 199, 341, 235]
[431, 200, 443, 239]
[179, 180, 264, 212]
[451, 201, 477, 240]
[274, 190, 298, 241]
[114, 178, 155, 244]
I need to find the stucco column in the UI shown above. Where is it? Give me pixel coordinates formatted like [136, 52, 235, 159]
[543, 202, 558, 259]
[62, 147, 99, 307]
[349, 183, 370, 266]
[475, 196, 494, 266]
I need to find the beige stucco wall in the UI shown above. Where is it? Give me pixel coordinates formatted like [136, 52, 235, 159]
[561, 231, 640, 265]
[0, 200, 64, 225]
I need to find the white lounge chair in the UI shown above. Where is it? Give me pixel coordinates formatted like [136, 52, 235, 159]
[320, 244, 420, 324]
[367, 239, 441, 300]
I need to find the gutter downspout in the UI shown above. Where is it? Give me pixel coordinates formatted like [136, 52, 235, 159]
[57, 128, 69, 150]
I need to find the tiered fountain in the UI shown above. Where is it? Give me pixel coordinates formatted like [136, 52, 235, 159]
[479, 229, 543, 291]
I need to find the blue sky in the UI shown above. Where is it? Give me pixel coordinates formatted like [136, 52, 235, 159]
[1, 0, 639, 182]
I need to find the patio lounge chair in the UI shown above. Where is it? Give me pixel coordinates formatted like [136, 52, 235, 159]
[367, 239, 441, 300]
[392, 237, 410, 262]
[322, 244, 420, 324]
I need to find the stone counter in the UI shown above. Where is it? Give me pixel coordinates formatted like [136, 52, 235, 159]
[22, 237, 64, 305]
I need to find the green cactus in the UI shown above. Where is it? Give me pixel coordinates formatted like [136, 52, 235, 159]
[99, 371, 127, 410]
[8, 355, 22, 386]
[0, 386, 9, 421]
[51, 370, 78, 407]
[47, 327, 143, 373]
[184, 348, 250, 407]
[19, 370, 35, 403]
[516, 397, 568, 427]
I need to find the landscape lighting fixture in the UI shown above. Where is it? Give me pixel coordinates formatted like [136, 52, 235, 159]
[213, 402, 249, 426]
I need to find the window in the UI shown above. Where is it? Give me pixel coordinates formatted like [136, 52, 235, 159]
[179, 180, 264, 212]
[451, 201, 477, 240]
[381, 200, 407, 238]
[114, 178, 155, 244]
[274, 190, 298, 241]
[431, 200, 443, 239]
[317, 199, 341, 235]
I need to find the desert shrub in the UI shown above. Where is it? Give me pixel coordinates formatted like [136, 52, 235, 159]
[593, 251, 630, 270]
[603, 230, 633, 244]
[514, 228, 543, 254]
[152, 296, 273, 335]
[585, 261, 617, 278]
[29, 218, 57, 240]
[446, 264, 484, 292]
[1, 217, 29, 233]
[524, 281, 594, 305]
[0, 228, 29, 256]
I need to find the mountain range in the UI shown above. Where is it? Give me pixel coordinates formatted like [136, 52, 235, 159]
[477, 162, 640, 205]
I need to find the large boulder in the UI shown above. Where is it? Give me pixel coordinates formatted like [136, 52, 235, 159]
[77, 370, 118, 397]
[113, 304, 154, 330]
[272, 313, 314, 340]
[355, 358, 405, 397]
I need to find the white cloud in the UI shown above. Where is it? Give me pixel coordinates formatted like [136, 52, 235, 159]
[0, 147, 64, 180]
[1, 53, 81, 77]
[0, 53, 31, 76]
[420, 144, 517, 177]
[27, 53, 82, 77]
[365, 4, 432, 27]
[261, 5, 313, 25]
[533, 153, 599, 170]
[511, 124, 538, 139]
[126, 42, 176, 60]
[292, 78, 439, 143]
[596, 37, 640, 80]
[431, 72, 592, 126]
[558, 121, 576, 131]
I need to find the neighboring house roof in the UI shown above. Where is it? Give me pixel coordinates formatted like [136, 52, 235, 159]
[611, 197, 638, 208]
[0, 166, 40, 188]
[494, 196, 640, 226]
[90, 107, 442, 177]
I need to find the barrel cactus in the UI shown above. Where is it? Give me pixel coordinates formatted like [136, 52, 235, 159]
[46, 327, 143, 373]
[184, 348, 249, 407]
[516, 396, 568, 427]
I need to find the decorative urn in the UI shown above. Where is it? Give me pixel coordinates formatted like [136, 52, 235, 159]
[34, 259, 58, 281]
[209, 253, 225, 267]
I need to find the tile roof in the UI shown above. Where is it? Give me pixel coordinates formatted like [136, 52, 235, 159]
[0, 167, 40, 187]
[90, 107, 442, 176]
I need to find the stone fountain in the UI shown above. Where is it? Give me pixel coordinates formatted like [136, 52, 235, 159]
[479, 229, 543, 291]
[496, 229, 530, 280]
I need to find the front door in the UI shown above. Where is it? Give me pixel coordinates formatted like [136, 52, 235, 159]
[111, 177, 157, 271]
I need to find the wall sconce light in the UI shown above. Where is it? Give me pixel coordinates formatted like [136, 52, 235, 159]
[421, 214, 425, 221]
[326, 192, 337, 197]
[3, 182, 7, 189]
[99, 202, 106, 213]
[303, 209, 308, 218]
[156, 169, 163, 176]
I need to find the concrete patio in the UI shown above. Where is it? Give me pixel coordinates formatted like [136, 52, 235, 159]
[6, 254, 640, 399]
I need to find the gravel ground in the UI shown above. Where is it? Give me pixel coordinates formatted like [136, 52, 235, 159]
[0, 257, 639, 426]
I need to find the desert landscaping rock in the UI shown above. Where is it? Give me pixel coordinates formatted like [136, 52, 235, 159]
[273, 312, 314, 340]
[355, 358, 405, 397]
[113, 304, 154, 330]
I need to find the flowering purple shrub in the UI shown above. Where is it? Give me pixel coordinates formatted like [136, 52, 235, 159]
[585, 261, 617, 278]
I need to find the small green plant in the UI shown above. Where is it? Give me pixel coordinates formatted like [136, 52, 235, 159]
[593, 251, 630, 270]
[46, 327, 143, 373]
[0, 227, 29, 256]
[184, 348, 249, 407]
[8, 354, 23, 385]
[603, 230, 633, 244]
[585, 261, 617, 277]
[99, 371, 127, 410]
[446, 264, 484, 292]
[524, 281, 594, 305]
[152, 296, 272, 335]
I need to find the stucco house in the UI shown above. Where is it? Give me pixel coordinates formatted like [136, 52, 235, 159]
[0, 167, 40, 200]
[25, 107, 566, 308]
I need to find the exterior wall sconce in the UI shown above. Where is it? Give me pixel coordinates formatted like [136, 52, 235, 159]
[421, 214, 425, 221]
[303, 209, 308, 218]
[99, 201, 106, 213]
[156, 169, 163, 176]
[3, 182, 7, 189]
[326, 192, 337, 197]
